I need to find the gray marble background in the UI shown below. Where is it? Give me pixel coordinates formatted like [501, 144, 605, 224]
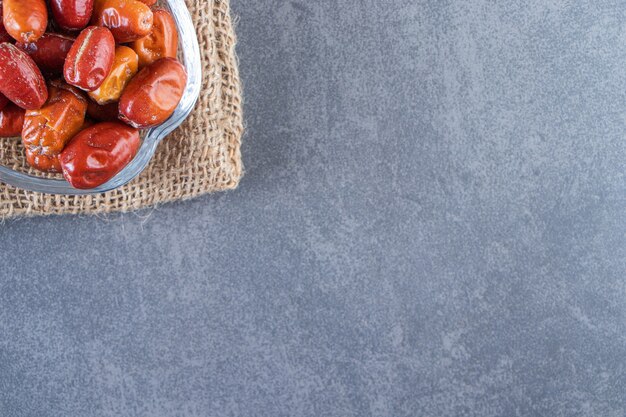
[1, 0, 625, 416]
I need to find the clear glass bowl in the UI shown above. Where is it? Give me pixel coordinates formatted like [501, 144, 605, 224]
[0, 0, 202, 195]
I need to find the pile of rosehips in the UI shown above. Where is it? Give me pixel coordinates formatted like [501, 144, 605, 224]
[0, 0, 186, 189]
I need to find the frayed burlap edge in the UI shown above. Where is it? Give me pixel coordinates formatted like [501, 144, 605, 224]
[0, 0, 243, 220]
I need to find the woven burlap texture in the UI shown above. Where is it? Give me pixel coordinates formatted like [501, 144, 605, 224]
[0, 0, 243, 220]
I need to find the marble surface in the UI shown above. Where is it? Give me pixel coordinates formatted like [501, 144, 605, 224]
[1, 1, 625, 416]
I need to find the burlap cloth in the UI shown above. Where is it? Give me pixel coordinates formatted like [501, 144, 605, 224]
[0, 0, 243, 220]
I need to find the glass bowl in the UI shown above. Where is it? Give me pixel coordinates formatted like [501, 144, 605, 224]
[0, 0, 202, 195]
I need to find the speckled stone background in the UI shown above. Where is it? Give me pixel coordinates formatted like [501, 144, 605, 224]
[1, 1, 625, 416]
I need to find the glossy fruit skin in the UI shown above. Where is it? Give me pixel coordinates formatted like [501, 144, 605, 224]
[60, 121, 140, 189]
[22, 81, 87, 159]
[25, 148, 62, 172]
[136, 0, 156, 5]
[131, 7, 177, 68]
[64, 26, 115, 91]
[3, 0, 47, 43]
[89, 45, 138, 104]
[0, 8, 13, 115]
[92, 0, 153, 43]
[50, 0, 94, 31]
[16, 33, 75, 76]
[0, 102, 24, 136]
[119, 58, 187, 128]
[0, 43, 48, 109]
[86, 99, 119, 121]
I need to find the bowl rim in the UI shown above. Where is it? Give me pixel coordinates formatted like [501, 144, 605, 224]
[0, 0, 202, 195]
